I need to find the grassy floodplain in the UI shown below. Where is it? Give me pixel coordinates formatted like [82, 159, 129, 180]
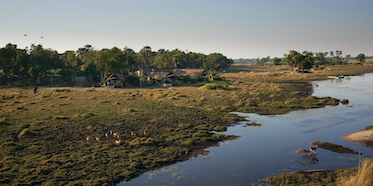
[1, 65, 373, 185]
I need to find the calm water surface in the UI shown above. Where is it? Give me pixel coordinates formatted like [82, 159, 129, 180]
[119, 73, 373, 186]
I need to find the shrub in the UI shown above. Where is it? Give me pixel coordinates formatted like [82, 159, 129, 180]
[199, 81, 229, 90]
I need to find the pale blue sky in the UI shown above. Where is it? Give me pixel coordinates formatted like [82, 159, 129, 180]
[1, 0, 372, 59]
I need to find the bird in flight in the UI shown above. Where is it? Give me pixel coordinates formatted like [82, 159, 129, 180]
[24, 34, 27, 36]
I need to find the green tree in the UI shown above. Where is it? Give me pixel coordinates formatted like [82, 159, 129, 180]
[273, 57, 281, 65]
[345, 55, 351, 63]
[95, 48, 111, 82]
[62, 51, 81, 83]
[198, 53, 229, 80]
[335, 50, 343, 65]
[0, 43, 31, 83]
[355, 54, 365, 63]
[153, 49, 167, 68]
[329, 51, 334, 58]
[315, 52, 328, 65]
[260, 58, 267, 64]
[255, 57, 261, 65]
[170, 49, 186, 68]
[286, 50, 314, 72]
[29, 44, 61, 83]
[77, 45, 99, 81]
[138, 46, 152, 76]
[286, 50, 303, 70]
[184, 52, 200, 68]
[302, 51, 315, 71]
[123, 47, 137, 72]
[106, 47, 127, 76]
[0, 44, 19, 77]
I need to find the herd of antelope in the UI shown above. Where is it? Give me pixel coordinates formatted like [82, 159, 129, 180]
[85, 128, 149, 146]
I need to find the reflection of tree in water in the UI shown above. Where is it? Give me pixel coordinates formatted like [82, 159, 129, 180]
[293, 154, 319, 167]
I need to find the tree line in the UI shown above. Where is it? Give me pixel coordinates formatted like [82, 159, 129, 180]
[236, 51, 367, 69]
[283, 50, 367, 71]
[0, 43, 233, 86]
[247, 50, 367, 70]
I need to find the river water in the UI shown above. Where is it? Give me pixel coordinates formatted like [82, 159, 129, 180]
[119, 73, 373, 186]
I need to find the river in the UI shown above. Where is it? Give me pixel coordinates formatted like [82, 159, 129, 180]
[119, 73, 373, 186]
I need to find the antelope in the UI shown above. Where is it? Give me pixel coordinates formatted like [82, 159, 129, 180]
[105, 133, 108, 137]
[131, 131, 134, 136]
[110, 131, 113, 135]
[117, 133, 120, 139]
[116, 139, 121, 146]
[113, 132, 118, 137]
[86, 136, 90, 141]
[143, 128, 148, 135]
[96, 137, 100, 141]
[309, 145, 318, 154]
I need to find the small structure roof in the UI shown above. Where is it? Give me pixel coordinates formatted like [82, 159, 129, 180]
[105, 72, 126, 82]
[149, 72, 173, 81]
[173, 69, 207, 78]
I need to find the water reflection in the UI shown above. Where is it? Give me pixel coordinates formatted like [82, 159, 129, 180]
[293, 154, 319, 167]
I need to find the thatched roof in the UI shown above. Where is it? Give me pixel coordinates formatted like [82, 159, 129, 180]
[105, 72, 126, 82]
[173, 69, 207, 78]
[149, 72, 173, 81]
[141, 68, 174, 75]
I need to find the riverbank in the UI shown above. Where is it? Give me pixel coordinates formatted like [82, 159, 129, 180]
[343, 126, 373, 148]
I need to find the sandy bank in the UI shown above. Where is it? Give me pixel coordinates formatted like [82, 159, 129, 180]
[343, 127, 373, 148]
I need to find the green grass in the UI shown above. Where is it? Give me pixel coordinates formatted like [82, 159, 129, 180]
[0, 88, 243, 185]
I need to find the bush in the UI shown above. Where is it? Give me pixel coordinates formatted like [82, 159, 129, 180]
[199, 81, 229, 90]
[196, 76, 205, 82]
[126, 75, 140, 86]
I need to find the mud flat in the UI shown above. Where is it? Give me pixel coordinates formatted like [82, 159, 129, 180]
[343, 126, 373, 148]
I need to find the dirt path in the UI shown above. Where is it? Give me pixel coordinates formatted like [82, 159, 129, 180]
[343, 127, 373, 148]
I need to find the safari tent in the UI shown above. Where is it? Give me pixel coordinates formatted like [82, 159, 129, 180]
[147, 71, 178, 86]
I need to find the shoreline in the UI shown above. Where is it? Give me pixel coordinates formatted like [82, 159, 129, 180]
[343, 126, 373, 148]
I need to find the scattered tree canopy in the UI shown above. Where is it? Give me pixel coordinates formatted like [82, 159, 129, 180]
[0, 43, 233, 85]
[355, 53, 366, 63]
[285, 50, 314, 71]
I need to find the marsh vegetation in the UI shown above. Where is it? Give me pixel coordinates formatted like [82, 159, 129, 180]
[1, 65, 373, 185]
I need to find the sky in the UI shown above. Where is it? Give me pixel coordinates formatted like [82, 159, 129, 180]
[1, 0, 372, 59]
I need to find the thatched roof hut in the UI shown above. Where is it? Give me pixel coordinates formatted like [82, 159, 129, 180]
[103, 72, 126, 88]
[148, 72, 177, 86]
[173, 69, 207, 78]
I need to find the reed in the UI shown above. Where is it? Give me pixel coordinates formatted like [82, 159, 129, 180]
[339, 159, 373, 186]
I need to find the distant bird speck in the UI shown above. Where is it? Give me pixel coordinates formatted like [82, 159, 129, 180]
[41, 36, 43, 38]
[24, 34, 27, 36]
